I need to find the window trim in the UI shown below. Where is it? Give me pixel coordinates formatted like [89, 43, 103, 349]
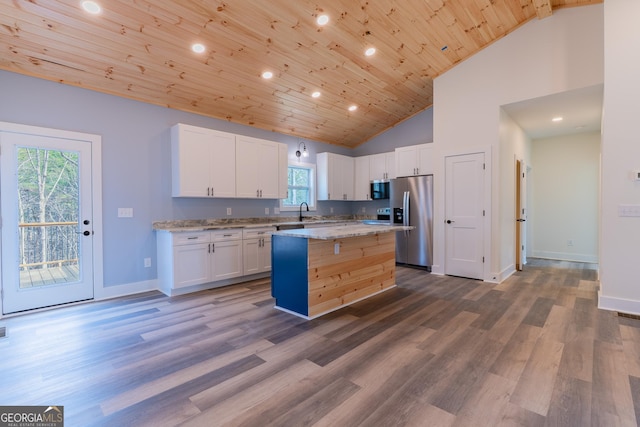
[280, 162, 317, 212]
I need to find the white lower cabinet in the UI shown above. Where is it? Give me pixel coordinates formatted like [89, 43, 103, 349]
[242, 227, 274, 275]
[211, 236, 244, 281]
[157, 227, 273, 295]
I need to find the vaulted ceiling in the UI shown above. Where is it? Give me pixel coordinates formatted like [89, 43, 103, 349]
[0, 0, 601, 148]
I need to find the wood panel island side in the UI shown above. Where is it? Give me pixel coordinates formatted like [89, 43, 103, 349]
[271, 224, 412, 319]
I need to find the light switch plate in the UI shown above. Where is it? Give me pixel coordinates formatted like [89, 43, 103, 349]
[226, 207, 232, 215]
[618, 204, 640, 217]
[118, 208, 133, 218]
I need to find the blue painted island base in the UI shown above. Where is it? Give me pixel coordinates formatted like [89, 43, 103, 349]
[271, 230, 398, 319]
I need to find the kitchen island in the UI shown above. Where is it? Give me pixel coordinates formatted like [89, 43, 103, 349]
[271, 224, 411, 319]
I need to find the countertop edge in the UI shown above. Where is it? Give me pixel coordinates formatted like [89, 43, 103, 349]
[273, 224, 413, 240]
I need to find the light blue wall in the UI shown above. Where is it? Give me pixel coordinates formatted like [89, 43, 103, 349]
[0, 70, 432, 287]
[352, 108, 433, 156]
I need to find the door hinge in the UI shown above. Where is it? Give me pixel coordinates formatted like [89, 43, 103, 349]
[483, 210, 485, 216]
[483, 163, 485, 170]
[482, 256, 485, 263]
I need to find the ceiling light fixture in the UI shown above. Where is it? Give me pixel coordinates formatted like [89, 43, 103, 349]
[191, 43, 205, 53]
[81, 1, 101, 14]
[348, 105, 358, 112]
[295, 141, 309, 160]
[316, 15, 329, 26]
[262, 71, 273, 79]
[365, 47, 376, 57]
[311, 91, 321, 98]
[552, 116, 563, 122]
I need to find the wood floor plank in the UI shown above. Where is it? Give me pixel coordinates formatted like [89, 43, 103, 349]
[521, 296, 556, 328]
[545, 375, 592, 427]
[509, 337, 564, 416]
[490, 323, 542, 381]
[452, 372, 516, 426]
[620, 324, 640, 378]
[591, 340, 638, 426]
[630, 375, 640, 426]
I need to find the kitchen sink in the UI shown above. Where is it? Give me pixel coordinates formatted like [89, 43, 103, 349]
[275, 223, 305, 231]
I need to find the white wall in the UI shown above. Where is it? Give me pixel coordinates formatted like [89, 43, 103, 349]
[530, 132, 600, 263]
[432, 5, 603, 280]
[599, 0, 640, 314]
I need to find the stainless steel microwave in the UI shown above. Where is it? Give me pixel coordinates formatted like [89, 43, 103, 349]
[370, 180, 390, 200]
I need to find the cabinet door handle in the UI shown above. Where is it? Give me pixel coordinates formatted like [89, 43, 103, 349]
[188, 236, 198, 240]
[260, 189, 263, 197]
[208, 243, 211, 253]
[211, 187, 214, 197]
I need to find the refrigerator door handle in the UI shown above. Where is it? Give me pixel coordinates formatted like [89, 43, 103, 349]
[403, 191, 410, 227]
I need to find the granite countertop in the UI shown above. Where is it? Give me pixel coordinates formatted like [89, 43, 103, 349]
[152, 216, 366, 232]
[273, 224, 413, 240]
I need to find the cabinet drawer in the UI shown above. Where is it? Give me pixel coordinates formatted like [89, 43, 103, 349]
[211, 229, 243, 241]
[243, 227, 275, 239]
[173, 232, 210, 245]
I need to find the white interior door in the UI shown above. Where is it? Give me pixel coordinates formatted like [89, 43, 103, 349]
[1, 131, 95, 314]
[445, 152, 485, 279]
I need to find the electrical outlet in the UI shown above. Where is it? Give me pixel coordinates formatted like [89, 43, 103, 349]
[334, 243, 340, 255]
[361, 207, 366, 213]
[265, 207, 269, 215]
[144, 257, 151, 268]
[274, 207, 280, 214]
[226, 207, 232, 215]
[330, 207, 334, 214]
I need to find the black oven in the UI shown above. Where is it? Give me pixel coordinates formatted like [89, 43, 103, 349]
[370, 180, 390, 200]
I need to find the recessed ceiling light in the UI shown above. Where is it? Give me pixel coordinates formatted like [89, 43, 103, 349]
[365, 47, 376, 57]
[262, 71, 273, 79]
[81, 1, 101, 14]
[552, 116, 563, 122]
[191, 43, 205, 53]
[311, 91, 321, 98]
[316, 15, 329, 26]
[348, 105, 358, 112]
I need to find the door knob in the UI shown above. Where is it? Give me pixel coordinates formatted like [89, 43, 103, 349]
[83, 220, 90, 225]
[516, 219, 526, 222]
[446, 220, 454, 224]
[83, 230, 91, 236]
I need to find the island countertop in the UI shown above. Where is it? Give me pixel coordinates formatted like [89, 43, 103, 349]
[273, 224, 412, 240]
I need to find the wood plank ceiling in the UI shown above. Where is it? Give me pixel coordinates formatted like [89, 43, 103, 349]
[0, 0, 601, 148]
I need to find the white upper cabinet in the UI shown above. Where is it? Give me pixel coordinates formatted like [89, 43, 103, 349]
[317, 153, 354, 201]
[235, 135, 282, 199]
[171, 124, 236, 198]
[369, 152, 396, 181]
[354, 156, 371, 201]
[278, 144, 288, 199]
[395, 144, 434, 177]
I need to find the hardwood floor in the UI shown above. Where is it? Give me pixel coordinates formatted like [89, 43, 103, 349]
[1, 261, 638, 426]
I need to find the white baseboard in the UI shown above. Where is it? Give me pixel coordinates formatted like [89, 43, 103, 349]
[486, 264, 516, 284]
[94, 279, 159, 301]
[531, 250, 598, 263]
[598, 291, 640, 316]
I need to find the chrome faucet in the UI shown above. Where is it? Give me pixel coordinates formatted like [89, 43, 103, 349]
[299, 202, 309, 222]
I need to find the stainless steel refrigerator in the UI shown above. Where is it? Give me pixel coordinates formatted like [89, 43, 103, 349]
[390, 175, 433, 270]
